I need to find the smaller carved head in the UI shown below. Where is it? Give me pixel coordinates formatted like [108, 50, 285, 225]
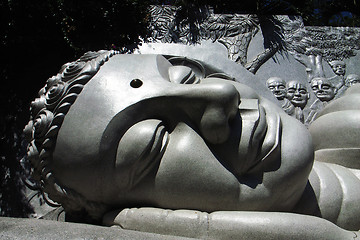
[286, 80, 309, 109]
[346, 74, 360, 87]
[311, 77, 335, 102]
[266, 77, 286, 100]
[329, 60, 346, 76]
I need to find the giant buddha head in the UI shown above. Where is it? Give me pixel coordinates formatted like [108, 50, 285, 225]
[24, 51, 313, 221]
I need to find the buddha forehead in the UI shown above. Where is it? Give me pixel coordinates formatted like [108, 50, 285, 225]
[79, 55, 173, 110]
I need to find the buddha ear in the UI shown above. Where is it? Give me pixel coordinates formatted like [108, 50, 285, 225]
[168, 66, 196, 84]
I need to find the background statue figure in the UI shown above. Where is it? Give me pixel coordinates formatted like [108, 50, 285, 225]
[306, 77, 336, 124]
[266, 77, 294, 115]
[328, 60, 346, 93]
[329, 60, 346, 77]
[346, 74, 360, 87]
[286, 80, 309, 123]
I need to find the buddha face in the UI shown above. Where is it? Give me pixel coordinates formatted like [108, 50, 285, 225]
[53, 54, 313, 214]
[286, 80, 309, 109]
[266, 77, 287, 100]
[311, 78, 335, 102]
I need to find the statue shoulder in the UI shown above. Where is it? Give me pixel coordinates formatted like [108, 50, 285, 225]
[307, 162, 360, 231]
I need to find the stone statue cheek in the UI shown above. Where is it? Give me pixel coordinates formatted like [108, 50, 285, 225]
[153, 122, 241, 212]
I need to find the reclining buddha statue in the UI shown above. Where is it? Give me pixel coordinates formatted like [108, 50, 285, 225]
[24, 50, 360, 239]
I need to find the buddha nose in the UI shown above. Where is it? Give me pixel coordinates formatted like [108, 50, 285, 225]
[164, 82, 240, 144]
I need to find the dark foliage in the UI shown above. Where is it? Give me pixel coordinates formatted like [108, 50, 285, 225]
[0, 93, 33, 217]
[0, 0, 151, 217]
[169, 0, 360, 26]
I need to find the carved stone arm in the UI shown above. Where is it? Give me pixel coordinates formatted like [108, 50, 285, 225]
[103, 208, 358, 239]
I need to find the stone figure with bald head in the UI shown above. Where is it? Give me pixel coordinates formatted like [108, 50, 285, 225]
[346, 74, 360, 87]
[328, 60, 346, 91]
[266, 77, 295, 116]
[24, 51, 360, 239]
[286, 80, 309, 109]
[305, 77, 336, 124]
[286, 80, 309, 123]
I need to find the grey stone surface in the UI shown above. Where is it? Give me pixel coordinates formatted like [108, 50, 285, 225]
[143, 6, 360, 125]
[247, 23, 360, 125]
[135, 40, 279, 103]
[104, 208, 357, 240]
[25, 188, 57, 219]
[0, 217, 194, 240]
[248, 30, 310, 85]
[309, 84, 360, 169]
